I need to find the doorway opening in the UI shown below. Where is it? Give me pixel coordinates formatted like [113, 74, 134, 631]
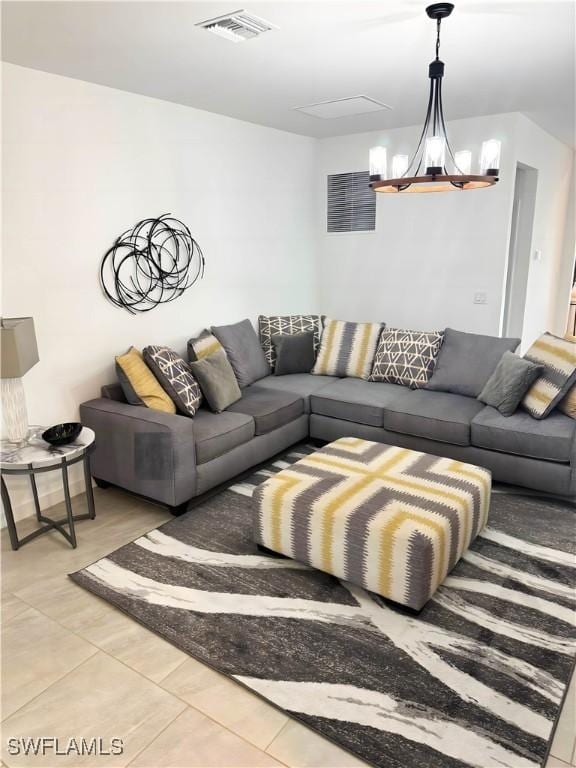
[502, 163, 538, 340]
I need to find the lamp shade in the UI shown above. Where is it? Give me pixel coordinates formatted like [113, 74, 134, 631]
[1, 317, 39, 378]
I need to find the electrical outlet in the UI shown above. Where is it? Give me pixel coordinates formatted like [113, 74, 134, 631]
[473, 291, 488, 305]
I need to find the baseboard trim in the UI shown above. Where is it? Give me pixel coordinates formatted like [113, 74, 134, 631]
[1, 477, 93, 526]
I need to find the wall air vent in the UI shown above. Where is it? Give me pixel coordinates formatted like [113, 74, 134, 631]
[327, 172, 376, 234]
[196, 10, 276, 42]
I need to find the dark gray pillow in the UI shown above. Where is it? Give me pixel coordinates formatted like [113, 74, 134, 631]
[211, 319, 271, 388]
[424, 328, 520, 398]
[143, 345, 202, 417]
[115, 363, 144, 406]
[273, 332, 316, 376]
[189, 351, 241, 413]
[478, 351, 543, 416]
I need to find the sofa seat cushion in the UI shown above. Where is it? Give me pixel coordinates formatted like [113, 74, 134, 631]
[471, 406, 576, 463]
[311, 379, 412, 427]
[384, 390, 485, 446]
[227, 386, 304, 435]
[256, 374, 338, 413]
[192, 410, 255, 465]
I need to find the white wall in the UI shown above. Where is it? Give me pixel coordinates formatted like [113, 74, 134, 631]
[1, 63, 318, 520]
[3, 64, 574, 524]
[316, 113, 574, 344]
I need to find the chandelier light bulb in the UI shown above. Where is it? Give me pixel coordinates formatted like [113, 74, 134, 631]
[392, 154, 409, 178]
[369, 146, 387, 181]
[454, 150, 472, 175]
[480, 139, 502, 175]
[425, 136, 446, 174]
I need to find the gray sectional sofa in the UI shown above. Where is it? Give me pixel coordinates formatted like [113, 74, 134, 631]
[80, 369, 576, 513]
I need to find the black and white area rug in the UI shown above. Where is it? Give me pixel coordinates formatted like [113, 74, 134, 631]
[71, 446, 576, 768]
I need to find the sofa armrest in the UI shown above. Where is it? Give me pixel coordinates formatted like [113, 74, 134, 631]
[80, 398, 197, 507]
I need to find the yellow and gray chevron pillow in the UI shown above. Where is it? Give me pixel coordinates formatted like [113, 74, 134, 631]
[187, 330, 224, 362]
[312, 319, 382, 379]
[521, 333, 576, 419]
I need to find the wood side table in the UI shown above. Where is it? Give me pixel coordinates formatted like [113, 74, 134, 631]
[1, 426, 96, 550]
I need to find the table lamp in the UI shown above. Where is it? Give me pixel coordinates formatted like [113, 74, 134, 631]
[1, 317, 39, 443]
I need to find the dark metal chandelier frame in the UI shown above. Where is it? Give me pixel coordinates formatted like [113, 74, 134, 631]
[370, 2, 500, 194]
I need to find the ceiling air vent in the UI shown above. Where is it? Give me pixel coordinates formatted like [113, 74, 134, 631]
[295, 96, 391, 120]
[196, 10, 276, 43]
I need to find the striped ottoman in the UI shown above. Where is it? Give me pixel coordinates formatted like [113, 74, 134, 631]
[253, 437, 491, 610]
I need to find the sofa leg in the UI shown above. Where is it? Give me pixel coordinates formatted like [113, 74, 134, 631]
[169, 502, 189, 517]
[94, 478, 111, 489]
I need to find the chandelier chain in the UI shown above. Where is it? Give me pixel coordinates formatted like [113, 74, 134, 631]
[436, 18, 441, 60]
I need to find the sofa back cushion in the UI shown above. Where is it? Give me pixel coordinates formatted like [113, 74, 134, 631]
[521, 333, 576, 419]
[115, 346, 176, 414]
[212, 319, 271, 388]
[143, 346, 202, 417]
[259, 315, 322, 371]
[312, 319, 382, 379]
[101, 382, 127, 402]
[370, 328, 444, 389]
[424, 328, 520, 398]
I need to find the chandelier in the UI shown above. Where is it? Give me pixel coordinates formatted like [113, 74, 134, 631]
[369, 2, 501, 194]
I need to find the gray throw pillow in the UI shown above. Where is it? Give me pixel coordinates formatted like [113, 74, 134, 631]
[424, 328, 520, 398]
[189, 351, 241, 413]
[273, 332, 316, 376]
[115, 362, 144, 406]
[212, 319, 271, 388]
[259, 315, 322, 370]
[478, 351, 543, 416]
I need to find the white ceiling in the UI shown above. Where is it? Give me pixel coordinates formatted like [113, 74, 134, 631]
[2, 0, 574, 146]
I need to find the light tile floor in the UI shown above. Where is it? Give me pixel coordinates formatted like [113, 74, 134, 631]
[1, 487, 575, 767]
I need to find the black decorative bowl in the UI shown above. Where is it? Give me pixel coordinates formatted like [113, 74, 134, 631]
[42, 422, 83, 447]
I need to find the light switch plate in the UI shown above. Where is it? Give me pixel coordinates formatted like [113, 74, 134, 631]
[474, 291, 488, 305]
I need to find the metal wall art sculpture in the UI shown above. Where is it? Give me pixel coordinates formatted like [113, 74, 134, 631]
[100, 214, 205, 314]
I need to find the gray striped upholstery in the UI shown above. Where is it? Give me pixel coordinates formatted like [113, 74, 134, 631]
[254, 437, 491, 609]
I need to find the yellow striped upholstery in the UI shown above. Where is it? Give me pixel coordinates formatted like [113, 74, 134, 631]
[253, 438, 491, 610]
[312, 319, 382, 379]
[559, 383, 576, 419]
[188, 330, 225, 362]
[522, 333, 576, 419]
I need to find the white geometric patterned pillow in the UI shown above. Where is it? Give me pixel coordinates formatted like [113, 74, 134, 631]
[521, 333, 576, 419]
[143, 346, 202, 417]
[259, 315, 322, 371]
[370, 328, 444, 389]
